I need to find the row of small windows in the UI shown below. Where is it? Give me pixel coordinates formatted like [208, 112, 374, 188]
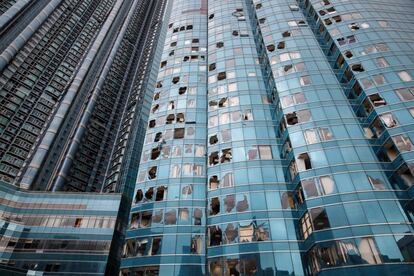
[137, 163, 204, 181]
[123, 234, 202, 258]
[142, 144, 205, 162]
[129, 207, 203, 229]
[208, 145, 273, 166]
[208, 109, 253, 127]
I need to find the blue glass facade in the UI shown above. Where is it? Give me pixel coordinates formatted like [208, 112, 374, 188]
[0, 180, 121, 275]
[122, 0, 414, 275]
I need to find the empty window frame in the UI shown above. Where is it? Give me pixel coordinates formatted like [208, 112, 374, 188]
[302, 176, 336, 198]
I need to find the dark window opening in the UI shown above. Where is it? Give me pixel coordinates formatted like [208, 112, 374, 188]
[277, 41, 285, 49]
[151, 237, 162, 255]
[218, 72, 226, 80]
[221, 148, 232, 163]
[209, 134, 218, 145]
[179, 86, 187, 95]
[166, 114, 175, 124]
[156, 81, 162, 88]
[216, 42, 224, 48]
[259, 18, 266, 24]
[174, 128, 185, 139]
[232, 30, 239, 36]
[186, 25, 193, 30]
[369, 93, 386, 106]
[153, 92, 160, 101]
[172, 76, 180, 84]
[141, 211, 152, 228]
[134, 189, 143, 203]
[351, 63, 364, 72]
[160, 61, 167, 68]
[209, 14, 214, 19]
[154, 132, 162, 142]
[183, 56, 189, 62]
[286, 112, 298, 125]
[149, 120, 156, 128]
[176, 113, 185, 123]
[297, 153, 312, 170]
[209, 176, 219, 190]
[267, 44, 275, 52]
[151, 148, 160, 160]
[282, 31, 291, 37]
[209, 63, 216, 71]
[344, 50, 353, 58]
[209, 152, 219, 166]
[155, 186, 166, 201]
[210, 197, 220, 215]
[148, 167, 157, 180]
[209, 226, 222, 246]
[310, 207, 330, 230]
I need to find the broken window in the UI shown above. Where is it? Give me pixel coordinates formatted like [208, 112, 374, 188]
[209, 63, 216, 71]
[160, 61, 167, 68]
[397, 163, 414, 188]
[286, 112, 298, 125]
[384, 139, 399, 161]
[209, 226, 222, 246]
[209, 152, 219, 166]
[310, 207, 330, 230]
[148, 120, 156, 128]
[179, 87, 187, 95]
[209, 134, 218, 145]
[191, 235, 203, 254]
[150, 237, 162, 256]
[194, 208, 202, 225]
[141, 211, 152, 228]
[302, 176, 336, 198]
[176, 113, 185, 123]
[148, 167, 157, 180]
[239, 222, 254, 242]
[151, 147, 161, 160]
[134, 189, 143, 203]
[166, 114, 175, 124]
[369, 93, 386, 107]
[155, 186, 166, 201]
[266, 44, 275, 52]
[277, 41, 285, 49]
[297, 153, 312, 171]
[243, 110, 253, 120]
[172, 76, 180, 84]
[380, 113, 398, 128]
[210, 197, 220, 215]
[130, 213, 140, 229]
[344, 50, 353, 59]
[351, 63, 364, 72]
[216, 42, 224, 48]
[221, 148, 232, 163]
[209, 14, 214, 19]
[392, 135, 413, 152]
[217, 72, 226, 81]
[174, 128, 185, 139]
[209, 176, 219, 190]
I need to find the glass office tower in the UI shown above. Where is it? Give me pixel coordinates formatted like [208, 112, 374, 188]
[0, 0, 166, 274]
[122, 0, 414, 275]
[2, 0, 414, 275]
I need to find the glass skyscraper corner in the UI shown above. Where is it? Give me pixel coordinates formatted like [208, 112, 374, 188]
[121, 0, 414, 275]
[1, 0, 414, 275]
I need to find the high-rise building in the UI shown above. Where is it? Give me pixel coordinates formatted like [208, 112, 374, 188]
[2, 0, 414, 275]
[0, 0, 166, 274]
[121, 0, 414, 275]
